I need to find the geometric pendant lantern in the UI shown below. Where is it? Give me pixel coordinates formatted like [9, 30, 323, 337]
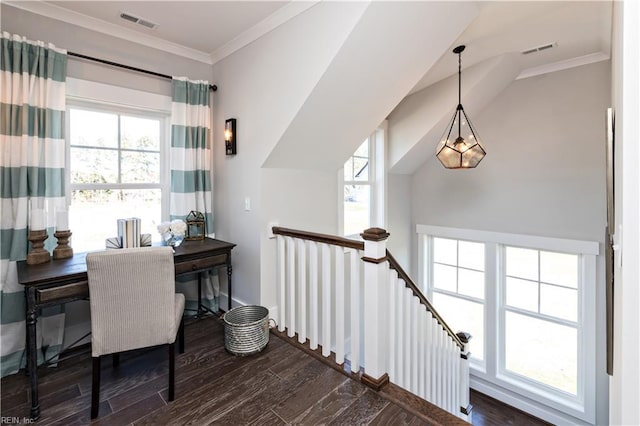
[436, 45, 486, 169]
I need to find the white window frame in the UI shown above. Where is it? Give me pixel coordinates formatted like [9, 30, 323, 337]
[65, 78, 171, 246]
[339, 124, 386, 237]
[418, 224, 598, 425]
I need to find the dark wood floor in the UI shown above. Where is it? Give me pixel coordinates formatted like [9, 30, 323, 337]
[1, 316, 549, 425]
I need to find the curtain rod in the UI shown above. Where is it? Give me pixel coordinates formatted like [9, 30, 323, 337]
[67, 51, 218, 92]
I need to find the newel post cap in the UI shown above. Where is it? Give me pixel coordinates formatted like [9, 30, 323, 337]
[456, 331, 472, 344]
[361, 228, 390, 242]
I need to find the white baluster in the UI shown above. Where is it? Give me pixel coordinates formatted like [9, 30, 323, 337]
[349, 248, 361, 372]
[277, 235, 286, 332]
[297, 239, 307, 344]
[321, 243, 331, 357]
[309, 242, 319, 350]
[418, 306, 425, 399]
[453, 339, 460, 416]
[388, 272, 396, 381]
[435, 322, 442, 406]
[395, 282, 404, 387]
[403, 287, 411, 388]
[411, 296, 418, 394]
[425, 311, 433, 402]
[335, 245, 345, 364]
[286, 236, 296, 338]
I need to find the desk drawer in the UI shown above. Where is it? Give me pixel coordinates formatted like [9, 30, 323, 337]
[175, 254, 228, 275]
[37, 281, 89, 304]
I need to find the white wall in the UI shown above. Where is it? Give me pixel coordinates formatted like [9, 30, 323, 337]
[411, 60, 610, 425]
[412, 61, 609, 242]
[211, 2, 369, 308]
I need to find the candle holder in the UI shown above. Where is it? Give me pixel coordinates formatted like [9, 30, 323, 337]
[53, 230, 73, 260]
[27, 230, 51, 265]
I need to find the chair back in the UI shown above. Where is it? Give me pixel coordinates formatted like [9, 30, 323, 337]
[86, 246, 176, 357]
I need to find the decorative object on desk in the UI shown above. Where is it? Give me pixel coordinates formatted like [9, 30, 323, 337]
[186, 210, 206, 240]
[53, 207, 72, 259]
[117, 218, 142, 248]
[53, 230, 73, 259]
[27, 198, 50, 264]
[158, 219, 187, 247]
[27, 230, 50, 265]
[105, 234, 151, 249]
[225, 118, 236, 155]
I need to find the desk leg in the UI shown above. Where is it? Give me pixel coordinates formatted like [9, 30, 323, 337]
[26, 287, 40, 420]
[197, 273, 203, 318]
[227, 260, 232, 312]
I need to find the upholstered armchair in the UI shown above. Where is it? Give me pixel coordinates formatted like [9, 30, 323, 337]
[86, 246, 185, 419]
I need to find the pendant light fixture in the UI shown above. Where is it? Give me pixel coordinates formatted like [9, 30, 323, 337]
[436, 45, 486, 169]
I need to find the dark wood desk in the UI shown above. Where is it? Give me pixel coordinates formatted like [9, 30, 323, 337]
[16, 237, 236, 420]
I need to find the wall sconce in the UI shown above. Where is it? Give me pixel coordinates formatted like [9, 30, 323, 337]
[225, 118, 237, 155]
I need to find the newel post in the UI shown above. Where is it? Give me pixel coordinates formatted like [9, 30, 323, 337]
[361, 227, 390, 391]
[457, 331, 473, 420]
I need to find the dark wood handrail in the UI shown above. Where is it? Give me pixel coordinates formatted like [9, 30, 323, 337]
[272, 227, 364, 250]
[386, 250, 465, 349]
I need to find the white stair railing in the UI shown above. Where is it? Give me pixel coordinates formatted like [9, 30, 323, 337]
[273, 227, 471, 420]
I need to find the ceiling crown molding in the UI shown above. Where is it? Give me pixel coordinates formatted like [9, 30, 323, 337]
[5, 0, 213, 64]
[209, 1, 319, 65]
[516, 51, 610, 80]
[6, 0, 320, 66]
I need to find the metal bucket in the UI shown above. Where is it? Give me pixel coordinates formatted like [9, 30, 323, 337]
[223, 305, 270, 356]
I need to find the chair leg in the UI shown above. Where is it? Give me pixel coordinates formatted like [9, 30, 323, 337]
[91, 356, 101, 419]
[168, 343, 175, 401]
[178, 318, 185, 354]
[112, 353, 120, 368]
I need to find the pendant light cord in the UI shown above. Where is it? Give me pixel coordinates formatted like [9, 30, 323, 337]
[457, 50, 462, 137]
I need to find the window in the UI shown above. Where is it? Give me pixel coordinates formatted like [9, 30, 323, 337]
[343, 139, 371, 236]
[341, 126, 385, 237]
[67, 103, 168, 252]
[419, 225, 598, 424]
[430, 237, 485, 362]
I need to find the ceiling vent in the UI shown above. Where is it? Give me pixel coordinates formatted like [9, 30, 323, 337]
[521, 42, 556, 55]
[119, 12, 158, 29]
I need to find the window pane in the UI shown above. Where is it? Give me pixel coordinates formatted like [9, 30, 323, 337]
[121, 151, 160, 183]
[344, 185, 370, 236]
[354, 139, 368, 158]
[433, 264, 457, 292]
[506, 247, 538, 281]
[70, 189, 161, 252]
[352, 157, 369, 181]
[459, 241, 484, 271]
[506, 277, 538, 312]
[505, 311, 577, 395]
[458, 268, 484, 299]
[344, 158, 354, 181]
[121, 116, 160, 151]
[433, 293, 484, 361]
[433, 237, 457, 265]
[70, 109, 117, 148]
[70, 147, 118, 183]
[540, 251, 578, 288]
[540, 284, 577, 322]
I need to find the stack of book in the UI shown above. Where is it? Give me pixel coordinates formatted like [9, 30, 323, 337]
[118, 218, 141, 248]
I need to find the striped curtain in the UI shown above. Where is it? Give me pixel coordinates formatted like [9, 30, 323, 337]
[170, 77, 218, 314]
[1, 32, 68, 377]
